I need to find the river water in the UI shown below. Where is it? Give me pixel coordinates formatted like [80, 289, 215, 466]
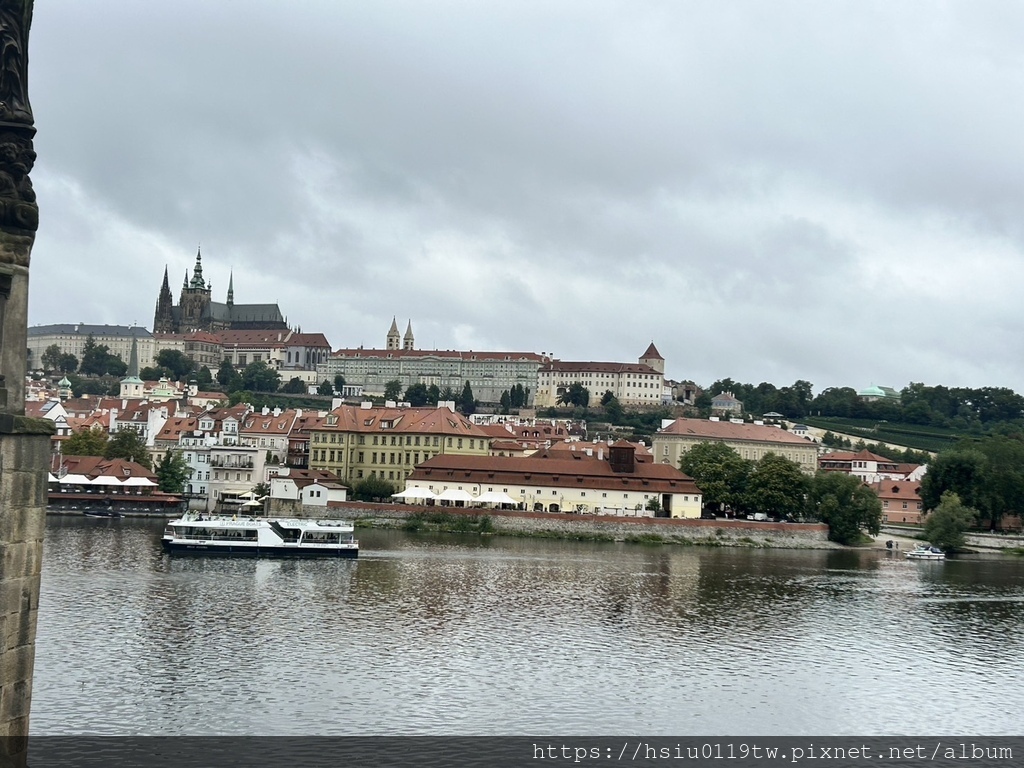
[30, 516, 1024, 735]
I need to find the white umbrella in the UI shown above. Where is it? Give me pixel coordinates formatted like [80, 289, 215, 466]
[89, 476, 123, 486]
[474, 491, 518, 506]
[60, 473, 93, 485]
[436, 488, 474, 503]
[392, 487, 436, 500]
[122, 476, 157, 486]
[47, 473, 59, 483]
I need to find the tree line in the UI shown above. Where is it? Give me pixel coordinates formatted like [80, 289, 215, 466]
[678, 442, 882, 545]
[701, 378, 1024, 430]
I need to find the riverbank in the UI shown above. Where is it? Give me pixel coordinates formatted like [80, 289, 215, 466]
[331, 502, 837, 549]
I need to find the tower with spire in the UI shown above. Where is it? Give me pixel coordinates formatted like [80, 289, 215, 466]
[178, 247, 212, 331]
[152, 246, 287, 334]
[119, 335, 145, 399]
[153, 266, 176, 334]
[403, 320, 415, 350]
[639, 342, 665, 375]
[386, 317, 401, 350]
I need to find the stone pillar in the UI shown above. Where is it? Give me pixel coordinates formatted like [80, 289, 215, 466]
[0, 4, 54, 768]
[0, 420, 51, 768]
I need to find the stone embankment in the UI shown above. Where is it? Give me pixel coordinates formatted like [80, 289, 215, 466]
[310, 501, 835, 549]
[879, 524, 1024, 551]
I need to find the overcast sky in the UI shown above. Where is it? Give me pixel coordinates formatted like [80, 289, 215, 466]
[24, 2, 1024, 394]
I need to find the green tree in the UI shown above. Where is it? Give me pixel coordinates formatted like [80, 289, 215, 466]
[499, 390, 511, 414]
[384, 379, 403, 401]
[558, 382, 589, 408]
[427, 384, 441, 405]
[252, 481, 270, 499]
[79, 335, 125, 377]
[105, 356, 128, 377]
[404, 383, 431, 407]
[439, 386, 456, 403]
[216, 359, 237, 388]
[62, 429, 109, 457]
[281, 376, 307, 394]
[104, 429, 152, 469]
[140, 366, 169, 381]
[459, 380, 477, 415]
[195, 365, 214, 388]
[68, 375, 111, 398]
[601, 391, 623, 422]
[744, 453, 808, 521]
[57, 353, 78, 374]
[920, 448, 989, 519]
[317, 379, 335, 396]
[155, 349, 195, 380]
[333, 374, 346, 392]
[679, 442, 752, 515]
[41, 344, 63, 372]
[924, 491, 977, 552]
[352, 476, 395, 502]
[807, 471, 882, 545]
[155, 450, 192, 494]
[239, 361, 281, 393]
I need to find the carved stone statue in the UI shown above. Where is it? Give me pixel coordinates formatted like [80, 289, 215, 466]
[0, 0, 35, 268]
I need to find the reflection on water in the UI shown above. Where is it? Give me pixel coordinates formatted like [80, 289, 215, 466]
[33, 516, 1024, 735]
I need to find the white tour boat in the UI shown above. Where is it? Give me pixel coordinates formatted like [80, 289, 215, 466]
[905, 544, 946, 560]
[161, 513, 358, 557]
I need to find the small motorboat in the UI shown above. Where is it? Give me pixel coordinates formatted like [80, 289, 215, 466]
[906, 544, 945, 560]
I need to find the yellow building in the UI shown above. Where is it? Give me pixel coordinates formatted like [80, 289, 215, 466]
[308, 403, 492, 485]
[652, 417, 819, 474]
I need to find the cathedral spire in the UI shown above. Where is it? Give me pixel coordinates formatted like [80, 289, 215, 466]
[189, 246, 205, 289]
[154, 265, 175, 334]
[227, 269, 234, 306]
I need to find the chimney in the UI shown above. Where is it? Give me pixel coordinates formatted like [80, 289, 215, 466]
[609, 442, 636, 474]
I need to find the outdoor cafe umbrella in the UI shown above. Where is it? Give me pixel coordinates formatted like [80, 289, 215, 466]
[392, 487, 436, 500]
[435, 488, 475, 504]
[473, 490, 518, 506]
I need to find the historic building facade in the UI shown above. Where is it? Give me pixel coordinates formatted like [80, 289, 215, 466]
[652, 417, 820, 474]
[533, 343, 668, 408]
[153, 248, 288, 334]
[316, 320, 549, 404]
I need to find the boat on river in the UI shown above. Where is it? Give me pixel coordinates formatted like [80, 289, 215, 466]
[161, 513, 358, 557]
[905, 544, 946, 560]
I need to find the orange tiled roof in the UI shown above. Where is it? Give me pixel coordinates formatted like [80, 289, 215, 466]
[316, 405, 491, 438]
[659, 418, 811, 446]
[410, 452, 700, 494]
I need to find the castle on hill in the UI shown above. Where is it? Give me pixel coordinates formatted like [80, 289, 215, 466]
[153, 248, 287, 334]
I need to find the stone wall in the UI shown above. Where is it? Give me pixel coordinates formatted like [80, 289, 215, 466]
[0, 423, 53, 767]
[316, 501, 833, 549]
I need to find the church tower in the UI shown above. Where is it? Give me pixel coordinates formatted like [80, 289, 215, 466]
[178, 247, 212, 332]
[403, 320, 414, 350]
[153, 265, 176, 334]
[639, 342, 665, 375]
[119, 335, 145, 399]
[386, 317, 400, 350]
